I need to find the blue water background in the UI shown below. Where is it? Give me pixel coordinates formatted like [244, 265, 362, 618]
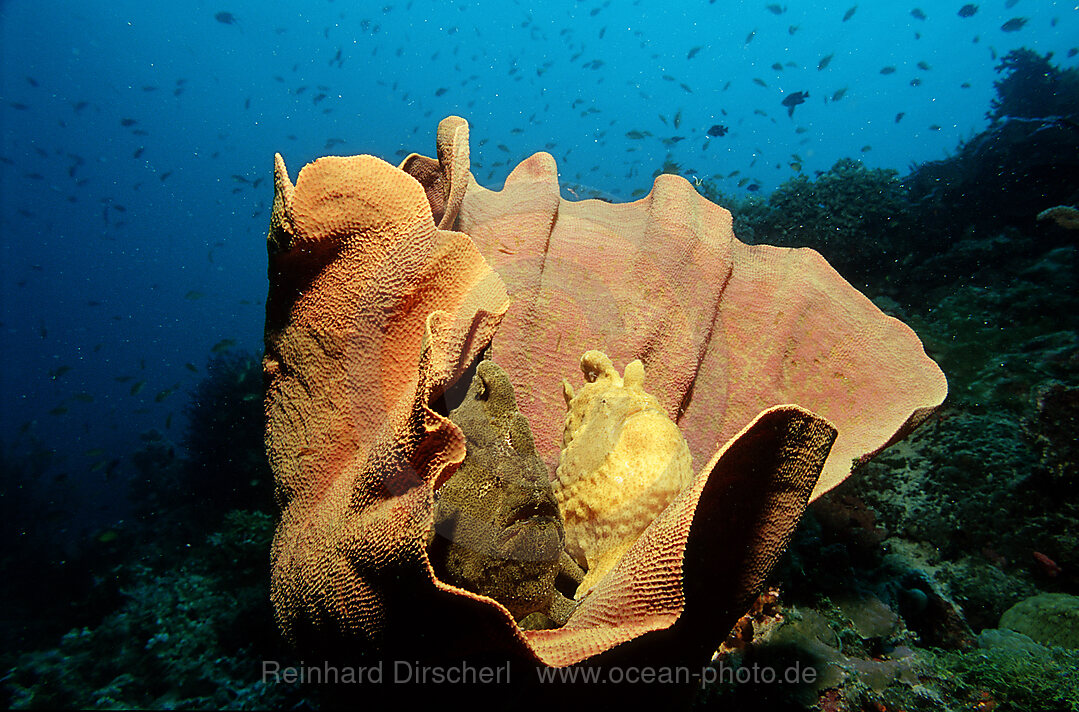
[1, 0, 1076, 531]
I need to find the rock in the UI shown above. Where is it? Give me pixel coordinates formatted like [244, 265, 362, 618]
[999, 592, 1079, 648]
[977, 627, 1046, 654]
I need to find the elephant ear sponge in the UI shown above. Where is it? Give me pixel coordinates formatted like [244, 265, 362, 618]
[554, 350, 694, 597]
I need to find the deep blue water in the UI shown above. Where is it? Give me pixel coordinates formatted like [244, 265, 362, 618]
[1, 0, 1076, 531]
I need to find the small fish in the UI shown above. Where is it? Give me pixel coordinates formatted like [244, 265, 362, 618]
[744, 28, 757, 45]
[49, 365, 72, 380]
[929, 124, 942, 131]
[120, 118, 137, 127]
[1032, 550, 1061, 577]
[910, 8, 927, 20]
[765, 4, 785, 15]
[917, 61, 932, 71]
[753, 77, 768, 87]
[746, 183, 761, 192]
[771, 63, 784, 71]
[842, 5, 857, 22]
[958, 4, 977, 18]
[780, 90, 808, 118]
[1005, 0, 1019, 7]
[434, 87, 447, 97]
[860, 145, 872, 152]
[673, 110, 682, 129]
[1000, 17, 1027, 32]
[211, 338, 237, 354]
[895, 112, 905, 122]
[687, 46, 702, 59]
[185, 362, 199, 373]
[133, 146, 145, 158]
[818, 53, 834, 71]
[49, 405, 69, 416]
[831, 87, 848, 102]
[910, 78, 922, 87]
[707, 124, 729, 137]
[130, 380, 146, 395]
[879, 66, 897, 75]
[184, 290, 205, 300]
[215, 11, 239, 25]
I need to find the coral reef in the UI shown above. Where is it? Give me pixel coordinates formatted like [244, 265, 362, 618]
[4, 510, 310, 710]
[713, 158, 915, 284]
[710, 49, 1079, 298]
[1037, 204, 1079, 230]
[989, 48, 1079, 123]
[179, 352, 272, 519]
[906, 116, 1079, 235]
[1025, 383, 1079, 489]
[904, 50, 1079, 239]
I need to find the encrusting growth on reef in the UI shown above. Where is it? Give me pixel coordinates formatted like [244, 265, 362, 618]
[1037, 205, 1079, 230]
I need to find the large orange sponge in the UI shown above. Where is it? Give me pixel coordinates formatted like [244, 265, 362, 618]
[264, 116, 946, 693]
